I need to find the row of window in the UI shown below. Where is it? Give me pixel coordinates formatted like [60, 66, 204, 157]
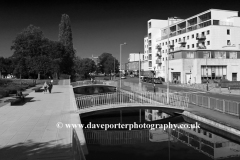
[160, 29, 231, 47]
[161, 30, 210, 46]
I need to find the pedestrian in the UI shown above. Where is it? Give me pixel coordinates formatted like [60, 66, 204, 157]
[48, 82, 53, 93]
[43, 81, 48, 94]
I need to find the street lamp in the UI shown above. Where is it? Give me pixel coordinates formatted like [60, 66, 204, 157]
[139, 52, 141, 86]
[120, 42, 127, 89]
[153, 66, 156, 93]
[167, 17, 179, 104]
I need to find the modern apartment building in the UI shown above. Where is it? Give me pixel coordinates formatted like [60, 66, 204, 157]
[145, 9, 240, 83]
[126, 53, 144, 75]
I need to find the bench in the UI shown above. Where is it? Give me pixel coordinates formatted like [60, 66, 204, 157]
[33, 86, 43, 92]
[4, 94, 29, 105]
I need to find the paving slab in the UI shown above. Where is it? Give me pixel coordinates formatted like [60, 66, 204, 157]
[0, 85, 85, 160]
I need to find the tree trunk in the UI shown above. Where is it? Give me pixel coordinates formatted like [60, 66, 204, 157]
[38, 73, 40, 80]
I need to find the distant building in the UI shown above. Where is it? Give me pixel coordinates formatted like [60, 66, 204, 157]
[90, 55, 98, 65]
[126, 53, 144, 75]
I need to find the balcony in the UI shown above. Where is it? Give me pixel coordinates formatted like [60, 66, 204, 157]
[169, 44, 174, 48]
[178, 40, 186, 45]
[175, 47, 186, 51]
[198, 43, 206, 49]
[196, 35, 206, 40]
[156, 59, 162, 64]
[156, 44, 162, 50]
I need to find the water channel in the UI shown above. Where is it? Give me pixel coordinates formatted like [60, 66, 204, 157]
[74, 84, 240, 159]
[81, 109, 240, 160]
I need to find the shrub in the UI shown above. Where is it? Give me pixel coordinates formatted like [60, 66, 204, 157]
[59, 74, 70, 79]
[0, 79, 12, 86]
[0, 88, 9, 97]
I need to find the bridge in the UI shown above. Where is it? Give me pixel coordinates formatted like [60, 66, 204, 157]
[73, 83, 189, 115]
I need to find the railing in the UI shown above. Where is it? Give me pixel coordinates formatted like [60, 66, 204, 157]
[171, 128, 214, 159]
[156, 59, 162, 64]
[76, 90, 189, 110]
[179, 92, 240, 117]
[72, 128, 86, 160]
[83, 129, 150, 145]
[72, 80, 106, 87]
[179, 83, 217, 91]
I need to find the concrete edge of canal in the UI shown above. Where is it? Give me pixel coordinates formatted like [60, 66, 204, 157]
[183, 111, 240, 144]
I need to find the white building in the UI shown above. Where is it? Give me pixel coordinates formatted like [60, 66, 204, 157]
[145, 9, 240, 83]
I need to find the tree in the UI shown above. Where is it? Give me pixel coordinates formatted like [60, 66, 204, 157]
[97, 53, 119, 74]
[74, 57, 96, 79]
[11, 25, 45, 58]
[59, 14, 73, 49]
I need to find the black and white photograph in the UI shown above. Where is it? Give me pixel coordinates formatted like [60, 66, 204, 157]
[1, 0, 240, 159]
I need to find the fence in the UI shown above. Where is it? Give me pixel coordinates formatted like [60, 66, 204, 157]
[72, 128, 86, 160]
[178, 92, 240, 117]
[122, 81, 177, 93]
[72, 80, 118, 88]
[83, 129, 149, 145]
[72, 80, 106, 87]
[179, 83, 218, 91]
[75, 90, 189, 110]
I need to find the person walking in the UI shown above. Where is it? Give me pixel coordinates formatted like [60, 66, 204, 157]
[43, 81, 48, 94]
[48, 82, 53, 93]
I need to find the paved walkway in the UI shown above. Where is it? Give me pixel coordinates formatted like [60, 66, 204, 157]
[185, 104, 240, 131]
[0, 85, 85, 160]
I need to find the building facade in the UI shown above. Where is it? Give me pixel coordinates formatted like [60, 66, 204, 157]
[145, 9, 240, 83]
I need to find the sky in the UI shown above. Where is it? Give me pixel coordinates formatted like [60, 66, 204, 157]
[0, 0, 240, 64]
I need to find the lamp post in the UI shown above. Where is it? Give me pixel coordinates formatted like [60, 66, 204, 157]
[139, 52, 141, 86]
[114, 59, 115, 80]
[206, 53, 209, 91]
[153, 66, 156, 93]
[120, 42, 127, 89]
[167, 17, 178, 104]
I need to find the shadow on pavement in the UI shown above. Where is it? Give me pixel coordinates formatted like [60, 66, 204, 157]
[0, 140, 73, 160]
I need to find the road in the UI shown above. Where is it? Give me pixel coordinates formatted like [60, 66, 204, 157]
[122, 78, 240, 102]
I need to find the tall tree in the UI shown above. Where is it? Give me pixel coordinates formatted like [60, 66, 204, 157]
[98, 53, 119, 74]
[74, 57, 96, 79]
[59, 14, 73, 49]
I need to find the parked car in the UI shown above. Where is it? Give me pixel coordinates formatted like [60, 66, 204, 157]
[130, 75, 134, 78]
[121, 76, 126, 79]
[153, 78, 162, 84]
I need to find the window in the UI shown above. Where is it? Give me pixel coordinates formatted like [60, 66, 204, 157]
[227, 29, 230, 35]
[148, 22, 151, 28]
[203, 51, 211, 58]
[176, 39, 177, 42]
[187, 45, 189, 49]
[229, 52, 237, 59]
[214, 51, 226, 58]
[149, 61, 152, 67]
[227, 40, 231, 45]
[187, 36, 189, 40]
[162, 50, 164, 53]
[149, 54, 152, 60]
[163, 58, 164, 61]
[196, 43, 199, 47]
[207, 30, 210, 35]
[162, 42, 164, 46]
[207, 41, 210, 45]
[186, 52, 194, 58]
[192, 44, 194, 48]
[192, 34, 194, 38]
[165, 42, 167, 45]
[196, 33, 199, 38]
[209, 133, 212, 138]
